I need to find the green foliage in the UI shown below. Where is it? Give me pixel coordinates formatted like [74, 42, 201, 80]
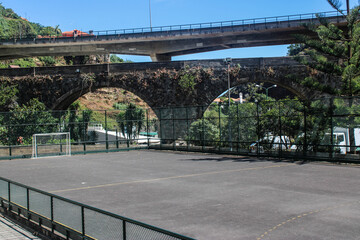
[0, 99, 57, 145]
[116, 103, 145, 140]
[294, 3, 360, 96]
[0, 5, 20, 19]
[0, 3, 61, 39]
[11, 58, 37, 68]
[110, 55, 124, 63]
[287, 44, 306, 56]
[179, 73, 196, 92]
[0, 83, 18, 111]
[38, 56, 56, 66]
[187, 119, 220, 146]
[113, 102, 127, 110]
[64, 101, 93, 142]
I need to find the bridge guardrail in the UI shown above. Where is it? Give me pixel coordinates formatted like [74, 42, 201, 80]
[0, 10, 345, 43]
[91, 10, 344, 36]
[0, 176, 195, 240]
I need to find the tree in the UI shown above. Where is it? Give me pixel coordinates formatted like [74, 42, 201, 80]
[116, 103, 145, 140]
[110, 55, 124, 63]
[65, 101, 93, 142]
[293, 0, 360, 152]
[0, 83, 18, 111]
[294, 1, 360, 95]
[0, 99, 57, 145]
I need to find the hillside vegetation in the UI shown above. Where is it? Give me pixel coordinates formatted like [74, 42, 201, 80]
[0, 3, 60, 39]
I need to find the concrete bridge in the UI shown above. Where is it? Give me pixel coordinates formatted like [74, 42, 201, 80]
[0, 57, 326, 114]
[0, 11, 346, 61]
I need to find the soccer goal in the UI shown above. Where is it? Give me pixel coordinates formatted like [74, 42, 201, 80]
[32, 132, 71, 158]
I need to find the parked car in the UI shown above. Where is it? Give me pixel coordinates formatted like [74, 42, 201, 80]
[249, 135, 291, 153]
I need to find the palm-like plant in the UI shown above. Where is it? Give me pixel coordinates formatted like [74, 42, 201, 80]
[293, 0, 360, 153]
[294, 0, 360, 96]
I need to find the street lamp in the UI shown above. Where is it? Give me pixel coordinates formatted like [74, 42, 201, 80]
[224, 58, 232, 151]
[255, 84, 277, 100]
[149, 0, 152, 31]
[224, 58, 232, 106]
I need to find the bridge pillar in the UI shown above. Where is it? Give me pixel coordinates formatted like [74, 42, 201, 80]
[104, 54, 110, 63]
[150, 54, 172, 62]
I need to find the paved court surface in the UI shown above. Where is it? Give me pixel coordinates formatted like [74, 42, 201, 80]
[0, 214, 40, 240]
[0, 150, 359, 240]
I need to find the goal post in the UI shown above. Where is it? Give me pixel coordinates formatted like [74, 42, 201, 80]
[32, 132, 71, 158]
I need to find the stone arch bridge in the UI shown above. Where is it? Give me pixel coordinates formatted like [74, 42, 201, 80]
[0, 57, 327, 117]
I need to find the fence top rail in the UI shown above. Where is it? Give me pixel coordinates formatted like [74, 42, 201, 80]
[0, 175, 195, 240]
[0, 10, 345, 42]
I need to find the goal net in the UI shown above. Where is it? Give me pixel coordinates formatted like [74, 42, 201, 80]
[32, 132, 71, 158]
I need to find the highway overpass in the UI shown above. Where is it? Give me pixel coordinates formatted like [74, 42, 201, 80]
[0, 11, 346, 61]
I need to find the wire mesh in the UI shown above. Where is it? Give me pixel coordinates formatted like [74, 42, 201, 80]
[0, 179, 8, 200]
[9, 183, 27, 208]
[0, 97, 358, 161]
[84, 208, 123, 240]
[126, 221, 185, 240]
[29, 190, 51, 219]
[53, 198, 83, 233]
[0, 176, 195, 240]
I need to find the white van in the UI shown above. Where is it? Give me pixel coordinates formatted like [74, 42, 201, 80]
[249, 135, 291, 153]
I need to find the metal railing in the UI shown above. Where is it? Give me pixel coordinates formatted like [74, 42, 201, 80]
[0, 10, 345, 42]
[90, 10, 344, 36]
[0, 176, 195, 240]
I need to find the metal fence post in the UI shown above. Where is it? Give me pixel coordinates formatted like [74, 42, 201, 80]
[83, 111, 86, 153]
[7, 112, 11, 159]
[146, 108, 150, 148]
[59, 111, 63, 153]
[26, 188, 30, 219]
[237, 103, 240, 153]
[228, 102, 232, 152]
[81, 206, 85, 238]
[105, 110, 109, 151]
[172, 108, 175, 150]
[256, 101, 260, 158]
[123, 220, 127, 240]
[303, 102, 308, 157]
[159, 109, 162, 150]
[7, 125, 11, 159]
[278, 101, 282, 159]
[116, 129, 119, 149]
[202, 106, 205, 152]
[186, 107, 189, 151]
[50, 196, 54, 232]
[330, 97, 334, 159]
[219, 103, 222, 151]
[8, 182, 11, 210]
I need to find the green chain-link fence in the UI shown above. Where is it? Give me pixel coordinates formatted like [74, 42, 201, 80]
[0, 97, 359, 162]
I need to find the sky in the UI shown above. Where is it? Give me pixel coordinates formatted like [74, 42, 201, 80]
[1, 0, 359, 62]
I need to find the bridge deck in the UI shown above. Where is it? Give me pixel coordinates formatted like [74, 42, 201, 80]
[0, 57, 303, 77]
[0, 11, 346, 61]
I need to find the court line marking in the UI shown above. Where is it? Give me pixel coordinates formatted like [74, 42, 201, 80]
[256, 201, 360, 240]
[50, 163, 295, 193]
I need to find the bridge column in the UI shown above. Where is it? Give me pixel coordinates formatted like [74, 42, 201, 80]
[150, 54, 172, 62]
[104, 54, 110, 63]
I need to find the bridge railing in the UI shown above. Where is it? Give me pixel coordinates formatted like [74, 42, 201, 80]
[90, 10, 344, 36]
[0, 10, 345, 42]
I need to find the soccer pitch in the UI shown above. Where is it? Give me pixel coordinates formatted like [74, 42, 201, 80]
[0, 150, 359, 240]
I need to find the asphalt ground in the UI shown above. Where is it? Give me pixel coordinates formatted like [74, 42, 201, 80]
[0, 150, 359, 240]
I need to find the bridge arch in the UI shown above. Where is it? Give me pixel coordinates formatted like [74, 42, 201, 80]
[2, 58, 326, 118]
[51, 82, 154, 112]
